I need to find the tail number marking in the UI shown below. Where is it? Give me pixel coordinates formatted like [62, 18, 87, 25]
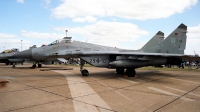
[89, 59, 107, 64]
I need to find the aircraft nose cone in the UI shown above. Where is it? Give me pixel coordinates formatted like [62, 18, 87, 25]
[13, 49, 33, 59]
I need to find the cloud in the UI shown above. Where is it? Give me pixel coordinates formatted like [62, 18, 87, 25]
[0, 33, 17, 38]
[72, 16, 97, 23]
[185, 24, 200, 54]
[43, 0, 51, 5]
[21, 30, 64, 39]
[53, 21, 149, 48]
[17, 0, 24, 3]
[0, 33, 22, 50]
[187, 24, 200, 45]
[41, 0, 51, 8]
[0, 38, 31, 52]
[51, 0, 198, 20]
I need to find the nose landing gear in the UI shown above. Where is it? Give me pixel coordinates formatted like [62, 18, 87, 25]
[80, 59, 89, 76]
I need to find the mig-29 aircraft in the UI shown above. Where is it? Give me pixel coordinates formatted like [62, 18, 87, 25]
[11, 29, 165, 70]
[10, 45, 59, 68]
[12, 23, 196, 77]
[0, 48, 24, 65]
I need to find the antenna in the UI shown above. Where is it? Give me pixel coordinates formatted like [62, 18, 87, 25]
[194, 50, 199, 57]
[65, 30, 68, 37]
[63, 30, 72, 40]
[86, 39, 89, 43]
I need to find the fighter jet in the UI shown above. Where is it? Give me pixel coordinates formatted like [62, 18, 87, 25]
[58, 23, 189, 76]
[11, 30, 164, 68]
[12, 23, 197, 77]
[0, 48, 23, 65]
[9, 45, 58, 68]
[80, 24, 188, 76]
[9, 31, 164, 68]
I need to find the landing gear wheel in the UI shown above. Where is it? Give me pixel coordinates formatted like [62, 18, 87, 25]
[12, 64, 15, 68]
[125, 68, 136, 77]
[116, 68, 124, 74]
[81, 69, 89, 76]
[38, 64, 42, 68]
[5, 61, 9, 65]
[31, 64, 36, 68]
[80, 59, 89, 76]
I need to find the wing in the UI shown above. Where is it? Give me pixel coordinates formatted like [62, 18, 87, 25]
[72, 51, 184, 57]
[48, 50, 199, 68]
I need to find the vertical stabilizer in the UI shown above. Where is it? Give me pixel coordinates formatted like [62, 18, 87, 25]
[140, 31, 164, 53]
[160, 23, 187, 54]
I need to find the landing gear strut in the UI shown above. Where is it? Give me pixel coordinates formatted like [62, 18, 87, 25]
[80, 59, 89, 76]
[12, 63, 16, 68]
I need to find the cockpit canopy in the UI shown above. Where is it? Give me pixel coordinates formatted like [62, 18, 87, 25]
[1, 48, 19, 53]
[48, 37, 73, 46]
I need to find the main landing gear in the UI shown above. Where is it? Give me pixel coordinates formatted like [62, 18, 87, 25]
[30, 63, 42, 68]
[80, 59, 89, 76]
[12, 63, 21, 68]
[5, 61, 9, 65]
[79, 59, 136, 77]
[116, 67, 136, 77]
[12, 62, 41, 68]
[31, 64, 36, 68]
[38, 64, 42, 68]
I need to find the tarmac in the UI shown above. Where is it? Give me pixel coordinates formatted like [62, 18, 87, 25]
[0, 63, 200, 112]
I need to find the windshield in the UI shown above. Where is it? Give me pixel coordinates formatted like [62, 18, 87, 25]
[48, 40, 60, 46]
[48, 39, 72, 46]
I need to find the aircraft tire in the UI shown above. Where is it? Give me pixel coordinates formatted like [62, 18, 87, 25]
[125, 68, 135, 77]
[116, 68, 124, 74]
[31, 64, 36, 68]
[12, 65, 15, 68]
[5, 61, 9, 65]
[38, 64, 42, 68]
[81, 69, 89, 76]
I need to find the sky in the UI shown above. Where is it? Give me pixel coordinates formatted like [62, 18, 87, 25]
[0, 0, 200, 55]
